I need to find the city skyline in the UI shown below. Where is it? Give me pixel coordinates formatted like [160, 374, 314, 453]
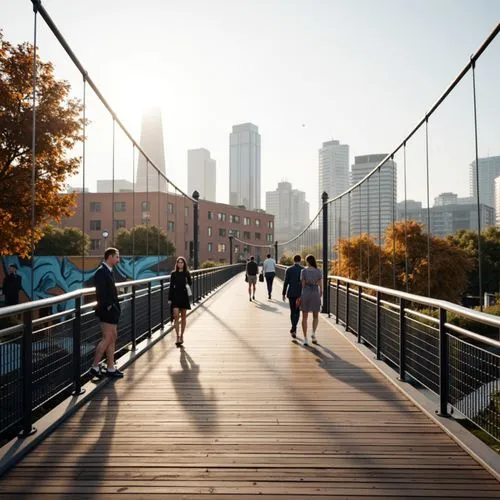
[2, 0, 499, 213]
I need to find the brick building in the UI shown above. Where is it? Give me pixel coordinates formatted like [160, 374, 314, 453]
[58, 191, 274, 264]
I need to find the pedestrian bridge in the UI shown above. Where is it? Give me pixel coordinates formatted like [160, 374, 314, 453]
[1, 267, 499, 498]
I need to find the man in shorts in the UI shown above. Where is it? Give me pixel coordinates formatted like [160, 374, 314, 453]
[246, 256, 258, 301]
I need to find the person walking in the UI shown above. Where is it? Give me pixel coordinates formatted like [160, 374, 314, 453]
[262, 253, 276, 299]
[168, 256, 192, 347]
[1, 264, 22, 306]
[282, 255, 304, 338]
[245, 256, 258, 301]
[300, 254, 323, 346]
[90, 247, 124, 379]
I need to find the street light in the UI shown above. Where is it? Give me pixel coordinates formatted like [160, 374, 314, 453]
[102, 230, 109, 249]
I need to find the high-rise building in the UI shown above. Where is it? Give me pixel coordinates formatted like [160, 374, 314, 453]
[187, 149, 216, 201]
[470, 156, 500, 213]
[318, 140, 349, 208]
[350, 154, 397, 241]
[495, 176, 500, 227]
[434, 192, 458, 206]
[229, 123, 261, 209]
[136, 107, 167, 193]
[266, 181, 310, 243]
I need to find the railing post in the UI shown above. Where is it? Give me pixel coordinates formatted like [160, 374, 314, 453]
[345, 282, 350, 332]
[147, 282, 152, 338]
[229, 235, 233, 265]
[19, 309, 36, 437]
[131, 284, 136, 350]
[438, 307, 450, 417]
[357, 286, 362, 343]
[335, 279, 340, 324]
[327, 278, 331, 317]
[160, 279, 164, 329]
[375, 291, 381, 359]
[72, 297, 85, 396]
[192, 190, 200, 270]
[321, 191, 329, 313]
[399, 297, 406, 381]
[274, 240, 278, 262]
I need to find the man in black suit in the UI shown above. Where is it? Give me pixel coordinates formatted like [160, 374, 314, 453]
[90, 247, 123, 379]
[282, 255, 304, 338]
[1, 264, 22, 306]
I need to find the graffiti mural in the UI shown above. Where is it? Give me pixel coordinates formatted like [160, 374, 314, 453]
[0, 255, 174, 312]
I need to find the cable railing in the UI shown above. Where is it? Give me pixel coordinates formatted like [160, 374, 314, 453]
[0, 263, 244, 443]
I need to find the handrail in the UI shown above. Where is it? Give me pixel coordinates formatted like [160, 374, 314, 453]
[0, 263, 243, 320]
[330, 275, 500, 345]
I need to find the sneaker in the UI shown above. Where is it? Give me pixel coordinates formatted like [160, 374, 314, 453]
[252, 295, 255, 300]
[89, 366, 102, 379]
[290, 332, 296, 339]
[268, 294, 271, 299]
[107, 368, 124, 378]
[249, 296, 252, 301]
[311, 334, 318, 344]
[303, 339, 309, 347]
[289, 327, 296, 334]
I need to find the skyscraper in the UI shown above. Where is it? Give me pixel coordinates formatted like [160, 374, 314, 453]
[266, 181, 310, 243]
[350, 154, 397, 241]
[187, 148, 216, 201]
[229, 123, 261, 209]
[470, 156, 500, 216]
[136, 107, 167, 192]
[318, 140, 349, 208]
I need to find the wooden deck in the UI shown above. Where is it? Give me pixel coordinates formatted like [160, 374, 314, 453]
[1, 274, 499, 498]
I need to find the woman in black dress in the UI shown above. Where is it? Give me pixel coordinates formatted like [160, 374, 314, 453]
[168, 256, 192, 347]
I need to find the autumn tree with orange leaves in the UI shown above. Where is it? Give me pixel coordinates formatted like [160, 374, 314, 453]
[331, 220, 473, 303]
[0, 31, 83, 257]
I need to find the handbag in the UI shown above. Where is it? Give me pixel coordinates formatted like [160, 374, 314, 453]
[186, 284, 193, 297]
[259, 273, 264, 282]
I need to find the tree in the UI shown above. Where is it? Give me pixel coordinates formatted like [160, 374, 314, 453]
[447, 227, 500, 295]
[330, 220, 473, 303]
[35, 225, 90, 256]
[0, 31, 83, 257]
[115, 225, 175, 256]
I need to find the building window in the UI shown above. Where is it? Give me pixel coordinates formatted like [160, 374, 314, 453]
[90, 220, 101, 231]
[243, 231, 251, 240]
[167, 221, 175, 232]
[255, 232, 261, 240]
[114, 201, 126, 212]
[233, 230, 240, 238]
[218, 243, 226, 253]
[141, 217, 150, 225]
[255, 218, 261, 227]
[185, 241, 188, 251]
[207, 226, 212, 237]
[167, 203, 174, 214]
[184, 206, 189, 217]
[114, 219, 126, 230]
[90, 202, 101, 213]
[243, 217, 251, 225]
[230, 214, 240, 224]
[208, 242, 213, 253]
[234, 245, 239, 254]
[219, 228, 226, 237]
[141, 201, 150, 211]
[90, 239, 101, 250]
[218, 212, 226, 222]
[268, 221, 274, 229]
[267, 234, 273, 242]
[208, 211, 213, 220]
[185, 223, 188, 233]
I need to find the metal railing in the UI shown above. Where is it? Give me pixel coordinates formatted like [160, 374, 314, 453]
[327, 275, 500, 442]
[0, 263, 244, 441]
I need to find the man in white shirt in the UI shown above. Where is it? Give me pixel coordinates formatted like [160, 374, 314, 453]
[262, 253, 276, 299]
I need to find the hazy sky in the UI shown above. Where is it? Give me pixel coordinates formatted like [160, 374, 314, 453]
[2, 0, 500, 213]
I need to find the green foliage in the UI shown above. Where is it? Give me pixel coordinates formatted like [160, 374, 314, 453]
[115, 225, 175, 256]
[200, 260, 218, 269]
[35, 225, 90, 256]
[447, 227, 500, 296]
[279, 254, 294, 266]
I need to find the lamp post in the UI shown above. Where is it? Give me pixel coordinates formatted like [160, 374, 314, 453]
[102, 230, 109, 250]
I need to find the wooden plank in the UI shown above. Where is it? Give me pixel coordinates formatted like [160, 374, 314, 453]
[0, 274, 498, 498]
